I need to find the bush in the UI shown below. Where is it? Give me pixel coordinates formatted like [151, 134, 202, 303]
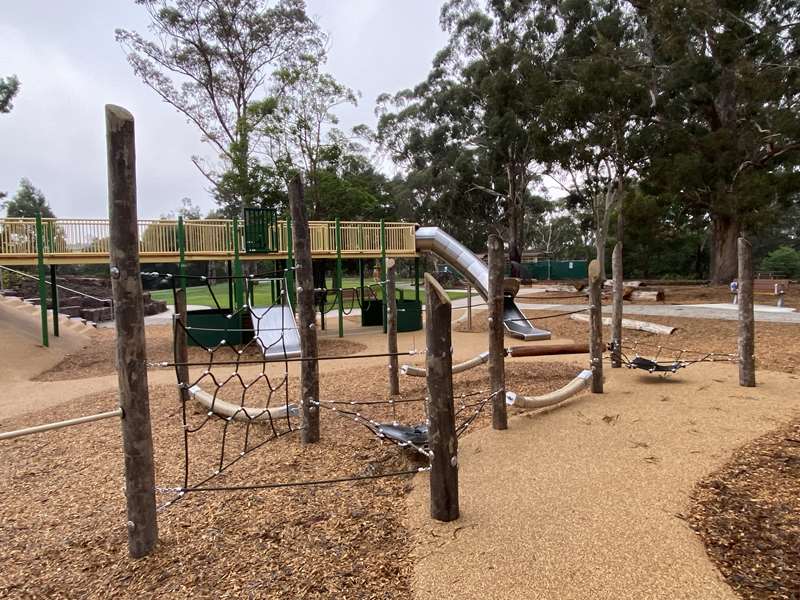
[761, 246, 800, 278]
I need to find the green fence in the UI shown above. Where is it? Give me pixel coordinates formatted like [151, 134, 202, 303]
[520, 259, 588, 280]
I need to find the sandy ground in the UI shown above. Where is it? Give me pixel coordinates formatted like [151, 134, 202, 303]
[406, 363, 800, 600]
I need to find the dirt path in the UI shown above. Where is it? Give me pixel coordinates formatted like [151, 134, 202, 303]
[406, 363, 800, 600]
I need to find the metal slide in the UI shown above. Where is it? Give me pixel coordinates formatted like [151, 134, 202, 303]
[415, 226, 551, 341]
[252, 304, 301, 361]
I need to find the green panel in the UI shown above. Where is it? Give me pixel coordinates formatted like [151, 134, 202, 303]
[186, 308, 251, 347]
[551, 260, 587, 279]
[361, 299, 384, 327]
[521, 260, 588, 280]
[396, 299, 423, 332]
[243, 208, 278, 253]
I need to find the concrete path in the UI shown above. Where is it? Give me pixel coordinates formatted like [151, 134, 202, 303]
[448, 294, 800, 324]
[407, 362, 800, 600]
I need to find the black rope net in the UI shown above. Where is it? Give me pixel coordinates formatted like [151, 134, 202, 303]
[608, 339, 739, 374]
[146, 272, 496, 511]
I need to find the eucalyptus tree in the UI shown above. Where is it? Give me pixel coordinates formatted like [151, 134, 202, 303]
[377, 0, 556, 260]
[636, 0, 800, 283]
[541, 0, 654, 277]
[253, 50, 359, 219]
[117, 0, 322, 213]
[2, 178, 55, 218]
[0, 75, 19, 114]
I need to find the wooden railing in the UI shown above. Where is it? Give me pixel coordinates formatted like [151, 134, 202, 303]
[0, 218, 418, 263]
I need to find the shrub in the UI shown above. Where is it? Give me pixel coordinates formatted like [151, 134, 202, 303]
[761, 246, 800, 278]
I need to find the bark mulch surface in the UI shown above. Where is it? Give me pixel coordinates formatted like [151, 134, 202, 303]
[33, 326, 368, 382]
[458, 309, 800, 374]
[688, 420, 800, 600]
[0, 360, 578, 599]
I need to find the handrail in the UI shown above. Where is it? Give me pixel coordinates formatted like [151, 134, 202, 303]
[0, 217, 418, 260]
[0, 265, 112, 306]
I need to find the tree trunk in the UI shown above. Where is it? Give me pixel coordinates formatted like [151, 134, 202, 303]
[710, 213, 740, 284]
[594, 226, 606, 281]
[506, 164, 523, 264]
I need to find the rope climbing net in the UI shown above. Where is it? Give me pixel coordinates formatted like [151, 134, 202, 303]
[609, 339, 739, 374]
[144, 272, 496, 510]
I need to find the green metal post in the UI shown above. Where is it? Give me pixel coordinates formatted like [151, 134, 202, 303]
[270, 261, 277, 305]
[227, 260, 234, 311]
[335, 218, 344, 338]
[285, 217, 295, 309]
[177, 216, 187, 293]
[358, 223, 364, 306]
[50, 265, 59, 337]
[34, 213, 49, 347]
[232, 216, 244, 310]
[414, 256, 420, 303]
[380, 219, 387, 334]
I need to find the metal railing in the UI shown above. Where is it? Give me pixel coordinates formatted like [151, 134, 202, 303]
[0, 218, 418, 261]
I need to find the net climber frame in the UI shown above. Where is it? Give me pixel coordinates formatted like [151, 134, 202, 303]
[151, 271, 495, 514]
[609, 340, 739, 375]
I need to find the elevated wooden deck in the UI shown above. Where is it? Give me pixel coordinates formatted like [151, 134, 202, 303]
[0, 218, 418, 265]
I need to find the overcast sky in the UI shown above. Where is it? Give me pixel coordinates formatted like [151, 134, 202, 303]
[0, 1, 447, 219]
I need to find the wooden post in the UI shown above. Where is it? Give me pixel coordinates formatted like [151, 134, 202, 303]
[174, 287, 191, 437]
[50, 264, 59, 337]
[386, 258, 400, 395]
[611, 242, 623, 368]
[424, 273, 459, 522]
[288, 175, 320, 443]
[106, 104, 158, 558]
[34, 213, 49, 347]
[738, 238, 756, 387]
[487, 234, 507, 430]
[285, 217, 295, 309]
[588, 259, 604, 393]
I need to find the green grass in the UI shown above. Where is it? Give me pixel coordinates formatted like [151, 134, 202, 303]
[149, 278, 467, 308]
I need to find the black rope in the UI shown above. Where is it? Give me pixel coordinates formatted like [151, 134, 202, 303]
[166, 468, 429, 494]
[503, 307, 589, 322]
[158, 350, 419, 369]
[161, 275, 435, 512]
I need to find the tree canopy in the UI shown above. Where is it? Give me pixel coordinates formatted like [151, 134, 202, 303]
[0, 75, 19, 114]
[118, 0, 322, 213]
[2, 178, 55, 219]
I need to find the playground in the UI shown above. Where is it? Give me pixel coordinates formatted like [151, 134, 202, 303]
[1, 296, 799, 598]
[1, 106, 799, 600]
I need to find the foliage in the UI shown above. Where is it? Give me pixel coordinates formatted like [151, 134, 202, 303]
[761, 246, 800, 278]
[541, 0, 654, 277]
[160, 197, 203, 220]
[376, 0, 555, 259]
[0, 75, 20, 114]
[2, 178, 55, 218]
[254, 50, 359, 218]
[118, 0, 322, 212]
[638, 0, 800, 282]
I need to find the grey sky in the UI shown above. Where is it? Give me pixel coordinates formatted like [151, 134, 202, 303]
[0, 1, 447, 219]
